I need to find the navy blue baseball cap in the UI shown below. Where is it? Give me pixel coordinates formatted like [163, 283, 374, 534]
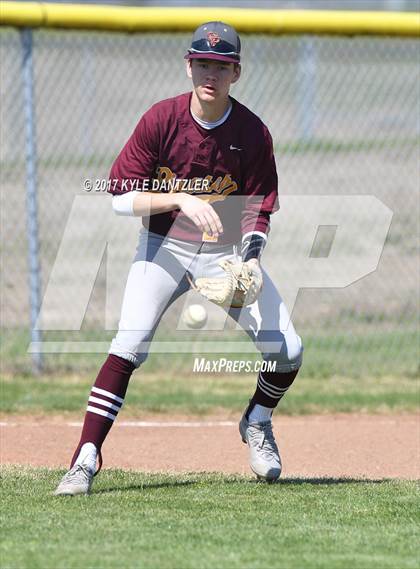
[185, 21, 241, 64]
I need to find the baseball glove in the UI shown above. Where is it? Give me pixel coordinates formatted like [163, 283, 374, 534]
[191, 260, 263, 308]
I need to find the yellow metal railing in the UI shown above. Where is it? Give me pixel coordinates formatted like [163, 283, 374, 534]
[0, 2, 419, 36]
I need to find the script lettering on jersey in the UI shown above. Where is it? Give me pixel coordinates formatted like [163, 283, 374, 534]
[154, 166, 238, 204]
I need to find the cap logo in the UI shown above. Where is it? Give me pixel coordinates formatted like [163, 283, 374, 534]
[207, 31, 221, 47]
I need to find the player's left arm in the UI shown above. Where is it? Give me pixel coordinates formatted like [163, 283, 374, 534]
[241, 125, 279, 265]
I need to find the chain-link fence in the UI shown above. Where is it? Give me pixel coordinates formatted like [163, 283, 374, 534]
[0, 27, 418, 377]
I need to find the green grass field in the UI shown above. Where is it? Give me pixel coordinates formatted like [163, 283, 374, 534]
[1, 327, 419, 417]
[1, 372, 418, 416]
[2, 328, 419, 379]
[1, 468, 418, 569]
[1, 327, 418, 569]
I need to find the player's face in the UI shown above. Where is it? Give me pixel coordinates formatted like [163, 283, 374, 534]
[187, 59, 241, 102]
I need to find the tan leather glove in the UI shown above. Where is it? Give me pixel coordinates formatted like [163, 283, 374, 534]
[192, 259, 263, 308]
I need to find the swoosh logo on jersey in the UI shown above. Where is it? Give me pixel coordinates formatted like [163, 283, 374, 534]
[229, 145, 243, 151]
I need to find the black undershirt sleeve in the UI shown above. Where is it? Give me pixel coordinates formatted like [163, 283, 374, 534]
[241, 233, 267, 262]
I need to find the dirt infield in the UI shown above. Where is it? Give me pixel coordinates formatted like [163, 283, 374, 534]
[1, 414, 419, 479]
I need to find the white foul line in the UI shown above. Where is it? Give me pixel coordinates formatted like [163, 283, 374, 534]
[0, 420, 237, 428]
[67, 421, 237, 428]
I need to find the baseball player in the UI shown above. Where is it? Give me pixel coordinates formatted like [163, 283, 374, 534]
[55, 21, 303, 496]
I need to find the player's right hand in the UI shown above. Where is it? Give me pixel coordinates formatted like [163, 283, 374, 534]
[178, 194, 224, 237]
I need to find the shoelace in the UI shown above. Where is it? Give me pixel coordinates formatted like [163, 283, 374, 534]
[249, 422, 279, 461]
[63, 464, 92, 483]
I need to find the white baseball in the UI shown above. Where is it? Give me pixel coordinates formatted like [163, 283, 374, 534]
[183, 304, 208, 329]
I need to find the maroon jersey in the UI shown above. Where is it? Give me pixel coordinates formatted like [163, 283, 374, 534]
[109, 92, 279, 244]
